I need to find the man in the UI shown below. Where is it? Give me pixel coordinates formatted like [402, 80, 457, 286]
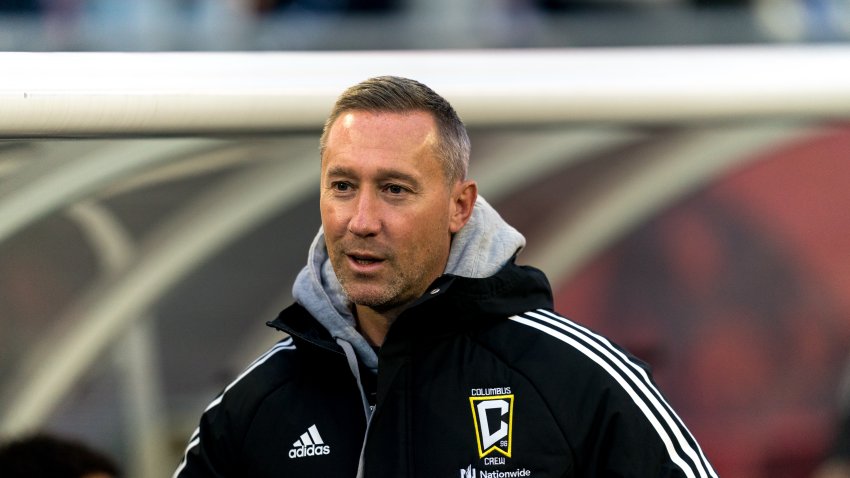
[174, 76, 716, 477]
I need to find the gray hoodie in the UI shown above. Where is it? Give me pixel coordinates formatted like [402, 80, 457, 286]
[291, 196, 525, 373]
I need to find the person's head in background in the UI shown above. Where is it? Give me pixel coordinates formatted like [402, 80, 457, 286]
[0, 433, 120, 478]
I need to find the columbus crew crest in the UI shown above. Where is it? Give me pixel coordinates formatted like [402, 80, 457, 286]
[469, 393, 514, 458]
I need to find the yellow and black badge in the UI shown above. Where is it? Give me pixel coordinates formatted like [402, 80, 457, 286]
[469, 393, 514, 458]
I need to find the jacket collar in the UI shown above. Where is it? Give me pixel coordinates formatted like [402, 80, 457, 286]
[269, 260, 553, 351]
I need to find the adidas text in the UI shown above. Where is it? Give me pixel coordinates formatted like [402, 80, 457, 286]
[288, 444, 331, 459]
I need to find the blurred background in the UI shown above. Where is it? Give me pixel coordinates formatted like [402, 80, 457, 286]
[2, 1, 850, 478]
[0, 0, 849, 51]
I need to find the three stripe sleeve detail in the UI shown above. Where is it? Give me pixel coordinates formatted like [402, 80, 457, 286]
[509, 309, 717, 478]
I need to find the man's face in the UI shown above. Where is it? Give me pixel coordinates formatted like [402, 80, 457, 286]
[320, 110, 467, 314]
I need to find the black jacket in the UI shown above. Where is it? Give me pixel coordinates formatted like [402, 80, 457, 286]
[174, 262, 716, 477]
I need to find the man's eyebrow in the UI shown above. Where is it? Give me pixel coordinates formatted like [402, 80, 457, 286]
[324, 165, 355, 178]
[374, 168, 421, 187]
[324, 166, 422, 188]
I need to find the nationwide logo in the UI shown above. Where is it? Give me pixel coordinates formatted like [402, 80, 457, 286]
[288, 424, 330, 459]
[469, 391, 514, 459]
[460, 465, 532, 478]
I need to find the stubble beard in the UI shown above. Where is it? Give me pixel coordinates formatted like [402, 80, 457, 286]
[338, 272, 406, 312]
[330, 251, 432, 313]
[329, 249, 403, 312]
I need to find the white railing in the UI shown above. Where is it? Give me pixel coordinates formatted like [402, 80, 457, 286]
[2, 46, 850, 137]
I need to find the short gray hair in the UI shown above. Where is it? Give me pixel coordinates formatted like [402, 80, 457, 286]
[319, 76, 470, 184]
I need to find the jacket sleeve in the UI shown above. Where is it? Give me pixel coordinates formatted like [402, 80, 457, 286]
[574, 360, 716, 478]
[506, 309, 716, 476]
[171, 338, 297, 477]
[172, 393, 238, 478]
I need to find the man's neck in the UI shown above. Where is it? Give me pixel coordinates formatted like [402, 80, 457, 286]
[354, 304, 403, 347]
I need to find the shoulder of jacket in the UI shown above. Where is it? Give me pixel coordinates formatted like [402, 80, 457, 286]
[211, 336, 300, 413]
[495, 309, 652, 383]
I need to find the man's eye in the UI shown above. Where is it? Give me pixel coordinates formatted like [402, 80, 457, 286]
[332, 182, 352, 192]
[384, 184, 410, 196]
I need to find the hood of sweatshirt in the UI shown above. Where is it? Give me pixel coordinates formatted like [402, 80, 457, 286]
[290, 196, 526, 372]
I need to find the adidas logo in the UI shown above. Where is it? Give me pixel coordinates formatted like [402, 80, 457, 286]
[288, 424, 331, 459]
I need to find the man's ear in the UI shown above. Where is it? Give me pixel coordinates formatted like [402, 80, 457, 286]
[449, 180, 478, 234]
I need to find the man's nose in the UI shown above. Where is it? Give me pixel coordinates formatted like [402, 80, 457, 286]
[347, 192, 381, 237]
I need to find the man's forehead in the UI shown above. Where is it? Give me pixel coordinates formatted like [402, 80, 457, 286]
[321, 110, 451, 185]
[330, 110, 436, 136]
[321, 141, 430, 175]
[324, 111, 438, 156]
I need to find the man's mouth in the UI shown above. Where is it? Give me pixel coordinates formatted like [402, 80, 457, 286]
[347, 253, 385, 266]
[352, 256, 380, 265]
